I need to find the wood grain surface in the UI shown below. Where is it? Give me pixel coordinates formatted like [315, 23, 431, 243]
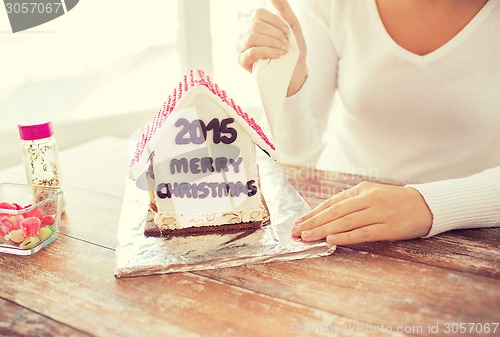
[0, 137, 498, 337]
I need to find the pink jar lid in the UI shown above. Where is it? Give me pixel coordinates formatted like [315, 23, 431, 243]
[18, 120, 54, 140]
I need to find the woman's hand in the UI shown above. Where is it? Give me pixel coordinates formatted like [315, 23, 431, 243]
[292, 181, 433, 245]
[237, 0, 308, 96]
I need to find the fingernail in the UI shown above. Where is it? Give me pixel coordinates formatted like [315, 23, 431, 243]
[281, 44, 289, 51]
[282, 26, 289, 34]
[292, 225, 301, 234]
[327, 234, 337, 243]
[274, 49, 281, 57]
[301, 230, 312, 239]
[295, 218, 303, 224]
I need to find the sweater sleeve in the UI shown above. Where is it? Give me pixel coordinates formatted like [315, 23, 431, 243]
[271, 0, 338, 166]
[407, 167, 500, 237]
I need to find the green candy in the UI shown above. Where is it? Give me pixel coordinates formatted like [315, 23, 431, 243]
[39, 227, 53, 241]
[47, 225, 56, 234]
[20, 236, 40, 249]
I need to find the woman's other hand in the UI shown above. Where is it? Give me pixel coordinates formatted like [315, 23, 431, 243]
[292, 181, 433, 245]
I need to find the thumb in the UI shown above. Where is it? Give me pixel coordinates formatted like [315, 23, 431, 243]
[271, 0, 299, 30]
[270, 0, 306, 55]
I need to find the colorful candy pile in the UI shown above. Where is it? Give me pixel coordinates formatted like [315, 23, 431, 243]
[0, 201, 56, 249]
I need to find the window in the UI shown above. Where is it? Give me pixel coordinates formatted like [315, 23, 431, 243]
[0, 1, 267, 167]
[209, 0, 263, 109]
[0, 0, 181, 132]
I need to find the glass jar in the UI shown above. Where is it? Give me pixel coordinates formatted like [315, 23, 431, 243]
[18, 120, 64, 207]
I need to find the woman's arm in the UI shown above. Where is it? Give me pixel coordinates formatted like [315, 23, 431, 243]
[408, 166, 500, 237]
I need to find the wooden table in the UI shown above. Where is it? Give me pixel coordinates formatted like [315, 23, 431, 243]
[1, 136, 499, 337]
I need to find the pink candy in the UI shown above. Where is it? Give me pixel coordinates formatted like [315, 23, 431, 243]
[24, 206, 45, 220]
[20, 217, 41, 237]
[41, 215, 55, 226]
[0, 217, 14, 237]
[8, 215, 22, 230]
[0, 202, 16, 210]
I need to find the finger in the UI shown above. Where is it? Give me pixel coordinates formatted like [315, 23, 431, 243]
[295, 186, 360, 224]
[254, 7, 289, 36]
[292, 196, 367, 236]
[248, 18, 289, 43]
[238, 46, 284, 72]
[237, 31, 288, 54]
[300, 208, 373, 241]
[326, 224, 386, 245]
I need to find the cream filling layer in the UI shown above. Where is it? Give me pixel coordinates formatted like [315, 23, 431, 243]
[154, 203, 268, 230]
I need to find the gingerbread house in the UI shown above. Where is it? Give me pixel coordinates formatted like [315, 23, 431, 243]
[130, 69, 275, 236]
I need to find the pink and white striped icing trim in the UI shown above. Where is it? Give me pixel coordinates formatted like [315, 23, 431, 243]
[130, 69, 275, 168]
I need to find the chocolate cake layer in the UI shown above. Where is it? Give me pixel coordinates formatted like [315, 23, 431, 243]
[143, 209, 268, 237]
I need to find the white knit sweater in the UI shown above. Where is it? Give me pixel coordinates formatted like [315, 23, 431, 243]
[274, 0, 500, 236]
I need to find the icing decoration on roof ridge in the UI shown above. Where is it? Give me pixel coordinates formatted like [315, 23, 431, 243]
[130, 69, 274, 168]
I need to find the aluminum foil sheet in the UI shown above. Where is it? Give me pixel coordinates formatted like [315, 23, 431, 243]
[115, 158, 335, 278]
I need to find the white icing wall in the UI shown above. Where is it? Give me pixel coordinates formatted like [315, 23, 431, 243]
[151, 88, 262, 222]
